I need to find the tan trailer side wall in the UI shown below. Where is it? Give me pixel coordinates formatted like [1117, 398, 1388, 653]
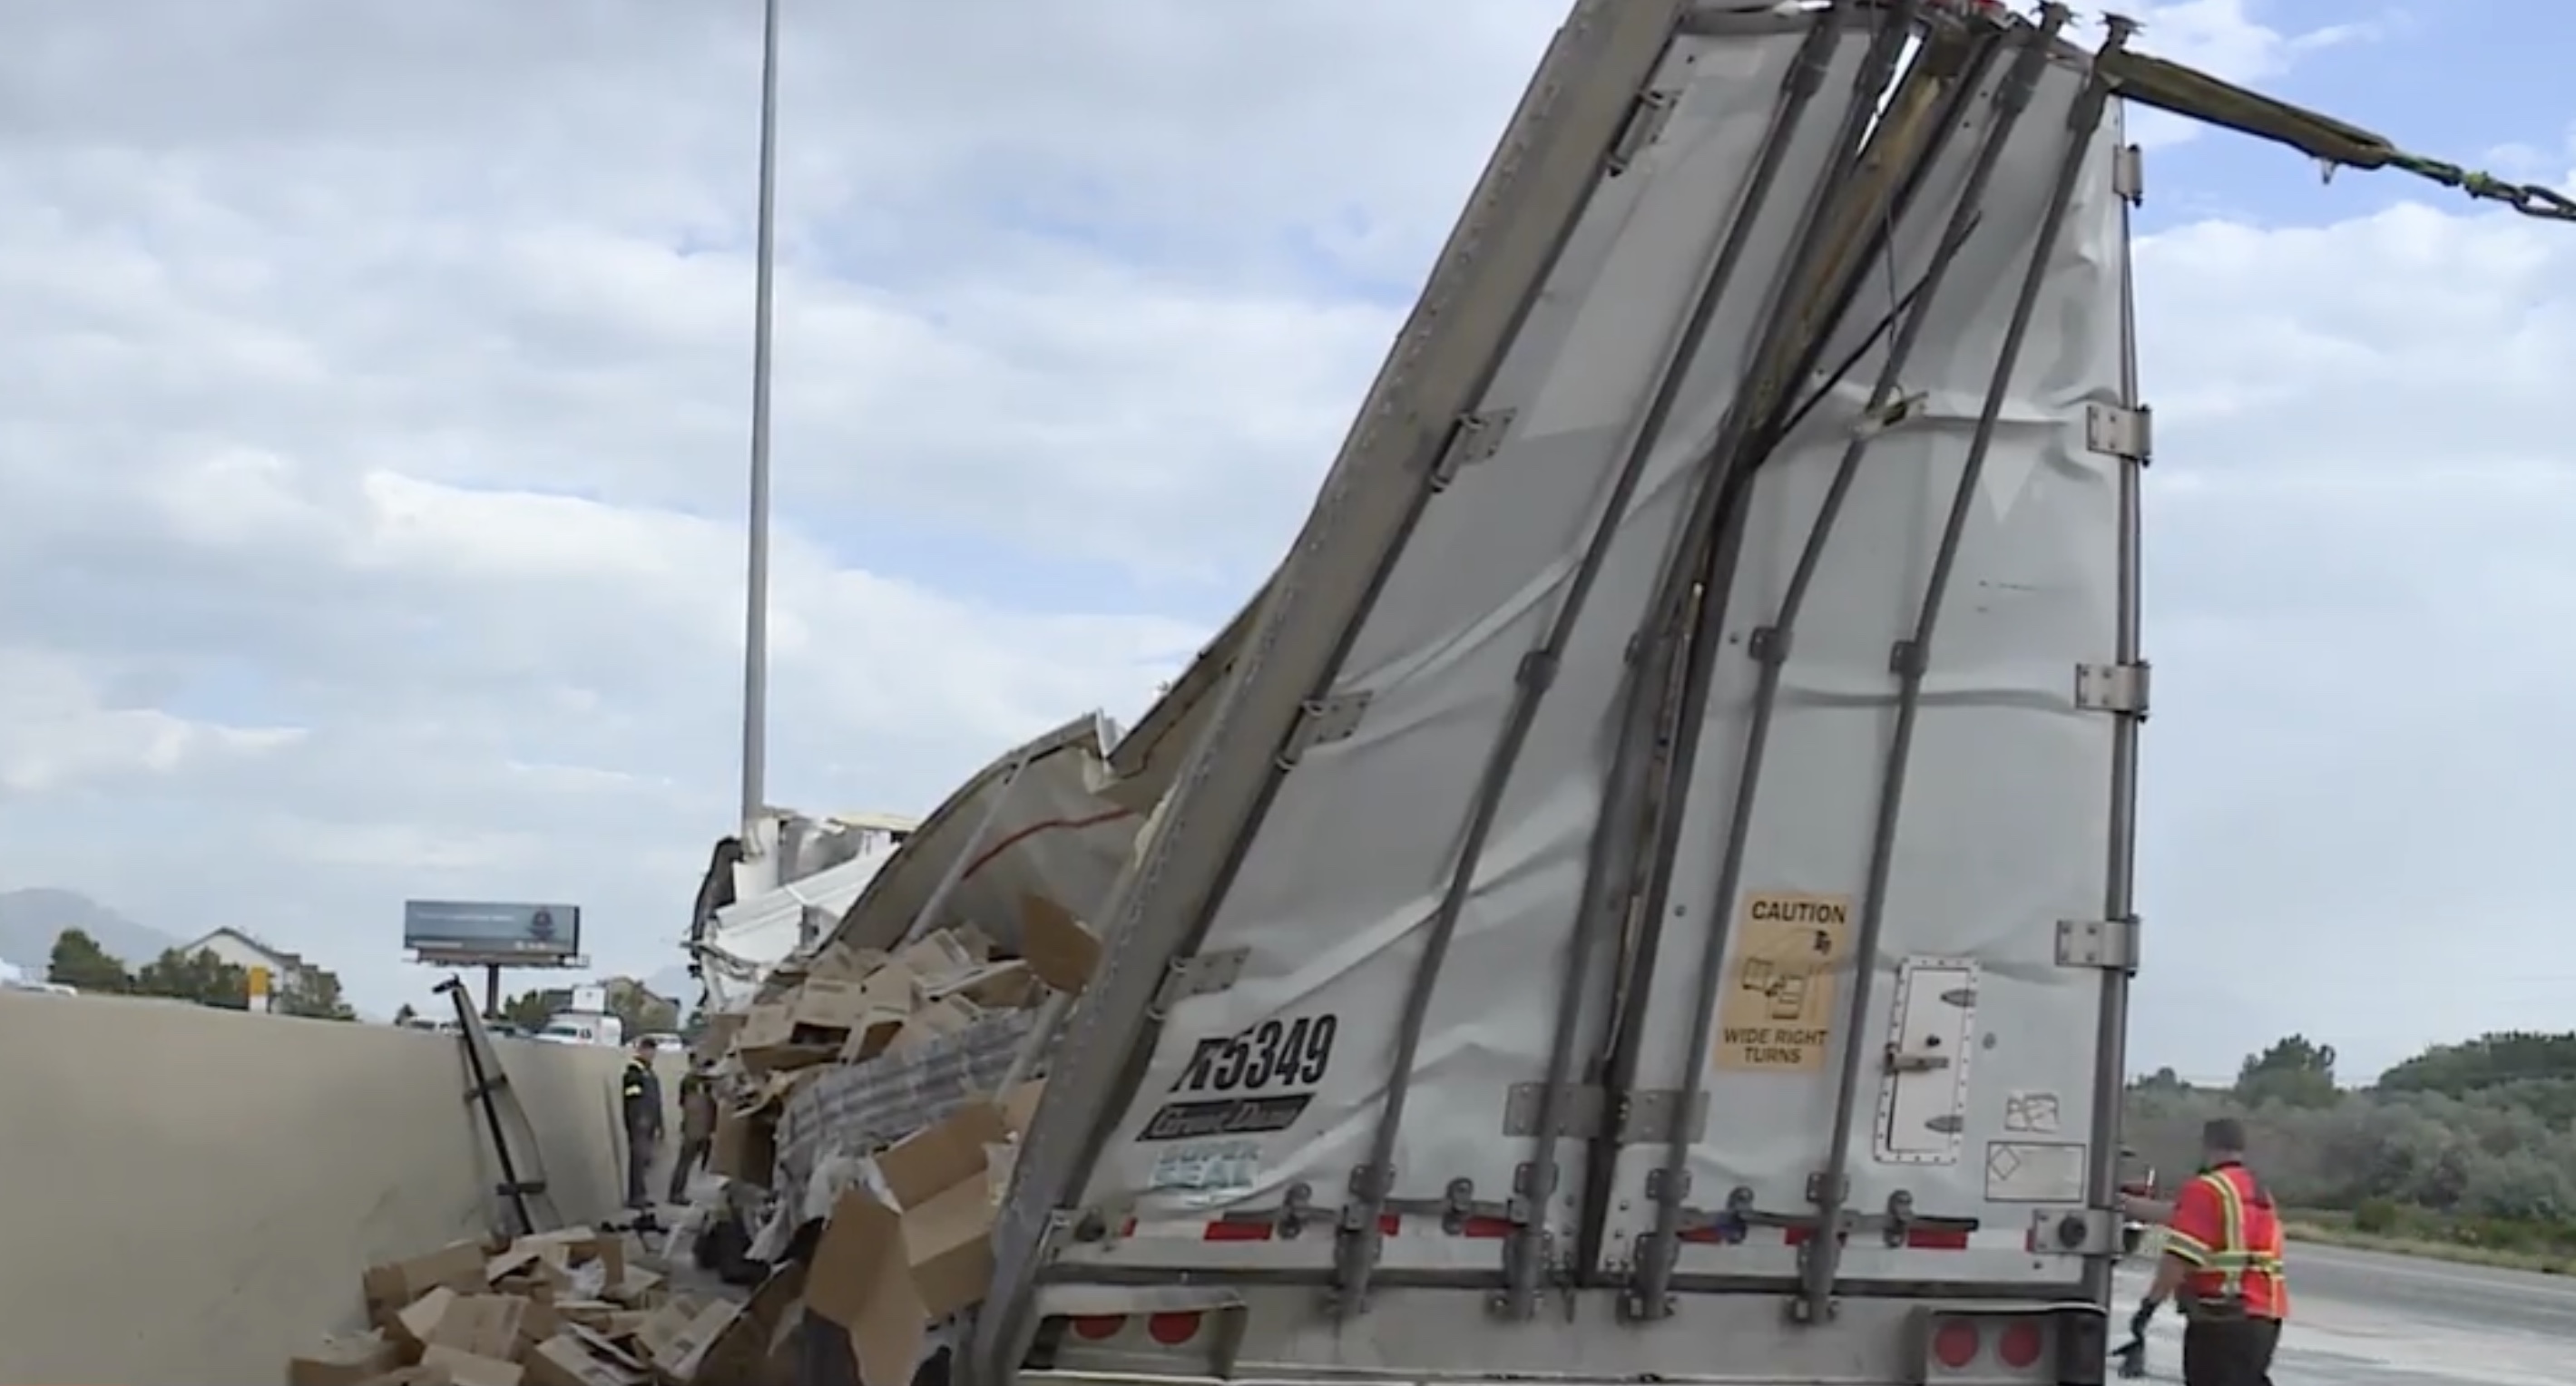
[0, 990, 654, 1385]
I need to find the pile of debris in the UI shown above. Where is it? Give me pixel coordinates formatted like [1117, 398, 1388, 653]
[289, 1224, 802, 1386]
[681, 893, 1102, 1383]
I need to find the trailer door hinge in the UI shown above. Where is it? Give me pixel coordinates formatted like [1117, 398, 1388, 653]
[2085, 402, 2151, 463]
[2112, 143, 2144, 204]
[2055, 916, 2140, 972]
[1428, 409, 1516, 490]
[1605, 90, 1679, 176]
[1276, 691, 1372, 768]
[2073, 660, 2150, 716]
[1152, 947, 1249, 1015]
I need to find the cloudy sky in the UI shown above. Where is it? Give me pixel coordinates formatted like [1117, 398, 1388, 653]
[0, 0, 2567, 1083]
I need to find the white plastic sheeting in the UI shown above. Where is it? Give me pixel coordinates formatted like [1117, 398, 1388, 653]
[698, 839, 904, 1015]
[821, 714, 1141, 962]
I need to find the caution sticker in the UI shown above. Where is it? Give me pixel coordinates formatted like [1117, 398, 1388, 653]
[1712, 891, 1852, 1073]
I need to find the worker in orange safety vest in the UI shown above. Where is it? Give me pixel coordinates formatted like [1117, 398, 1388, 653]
[2129, 1118, 2287, 1386]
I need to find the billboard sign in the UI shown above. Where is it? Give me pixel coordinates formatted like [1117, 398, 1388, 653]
[404, 900, 582, 961]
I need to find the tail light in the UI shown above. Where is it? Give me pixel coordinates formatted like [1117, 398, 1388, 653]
[1044, 1312, 1207, 1348]
[1917, 1308, 2097, 1381]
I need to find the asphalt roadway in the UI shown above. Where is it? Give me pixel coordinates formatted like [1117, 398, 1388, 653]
[2112, 1241, 2576, 1386]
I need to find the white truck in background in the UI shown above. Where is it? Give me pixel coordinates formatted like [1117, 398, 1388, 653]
[975, 2, 2148, 1384]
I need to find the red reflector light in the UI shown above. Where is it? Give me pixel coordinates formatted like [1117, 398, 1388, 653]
[1202, 1220, 1274, 1241]
[1932, 1320, 1982, 1370]
[1908, 1226, 1971, 1250]
[1146, 1313, 1202, 1345]
[1070, 1315, 1125, 1341]
[1997, 1321, 2045, 1369]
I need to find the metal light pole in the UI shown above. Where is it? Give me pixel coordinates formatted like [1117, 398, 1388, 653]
[739, 0, 782, 837]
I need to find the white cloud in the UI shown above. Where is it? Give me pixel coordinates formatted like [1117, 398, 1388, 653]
[0, 649, 304, 795]
[0, 0, 2563, 1084]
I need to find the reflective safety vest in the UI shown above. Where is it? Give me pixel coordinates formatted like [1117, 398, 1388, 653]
[2164, 1161, 2288, 1320]
[622, 1060, 658, 1128]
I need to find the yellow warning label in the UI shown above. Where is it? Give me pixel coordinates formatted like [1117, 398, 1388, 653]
[1713, 891, 1852, 1073]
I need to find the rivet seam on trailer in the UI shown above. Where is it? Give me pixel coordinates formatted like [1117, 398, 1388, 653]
[2053, 915, 2140, 971]
[2084, 400, 2151, 462]
[1605, 90, 1680, 176]
[2072, 659, 2150, 716]
[1274, 691, 1372, 768]
[2112, 142, 2145, 204]
[1428, 409, 1519, 489]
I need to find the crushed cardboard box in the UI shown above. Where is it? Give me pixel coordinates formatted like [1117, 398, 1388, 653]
[704, 918, 1069, 1189]
[660, 900, 1092, 1381]
[803, 1080, 1046, 1386]
[314, 1222, 761, 1386]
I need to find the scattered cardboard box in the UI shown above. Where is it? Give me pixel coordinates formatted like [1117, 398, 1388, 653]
[925, 959, 1039, 1010]
[807, 1101, 1014, 1386]
[1017, 893, 1102, 995]
[357, 1368, 455, 1386]
[288, 1331, 406, 1386]
[892, 929, 984, 983]
[364, 1241, 492, 1326]
[888, 996, 984, 1057]
[314, 1223, 689, 1386]
[396, 1289, 526, 1360]
[524, 1333, 648, 1386]
[419, 1345, 524, 1386]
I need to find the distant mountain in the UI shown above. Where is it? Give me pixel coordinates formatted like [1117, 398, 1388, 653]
[0, 888, 181, 975]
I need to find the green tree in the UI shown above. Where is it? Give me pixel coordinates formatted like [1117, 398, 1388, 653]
[392, 1002, 420, 1027]
[2379, 1031, 2576, 1096]
[2236, 1033, 2340, 1108]
[135, 947, 250, 1009]
[45, 928, 134, 992]
[500, 990, 554, 1031]
[278, 967, 357, 1020]
[602, 977, 680, 1036]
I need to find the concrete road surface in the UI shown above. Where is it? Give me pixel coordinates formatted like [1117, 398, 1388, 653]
[2113, 1242, 2576, 1386]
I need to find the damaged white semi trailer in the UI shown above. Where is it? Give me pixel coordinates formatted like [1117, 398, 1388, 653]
[983, 1, 2150, 1382]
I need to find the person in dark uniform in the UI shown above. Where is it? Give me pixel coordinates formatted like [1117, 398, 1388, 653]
[2131, 1118, 2287, 1386]
[667, 1059, 719, 1204]
[622, 1038, 665, 1208]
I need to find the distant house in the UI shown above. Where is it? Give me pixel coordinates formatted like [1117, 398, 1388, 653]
[179, 928, 314, 992]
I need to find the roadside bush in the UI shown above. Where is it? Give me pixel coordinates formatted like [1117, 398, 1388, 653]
[2126, 1029, 2576, 1259]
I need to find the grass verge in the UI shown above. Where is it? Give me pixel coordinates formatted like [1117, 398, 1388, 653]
[2283, 1210, 2574, 1274]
